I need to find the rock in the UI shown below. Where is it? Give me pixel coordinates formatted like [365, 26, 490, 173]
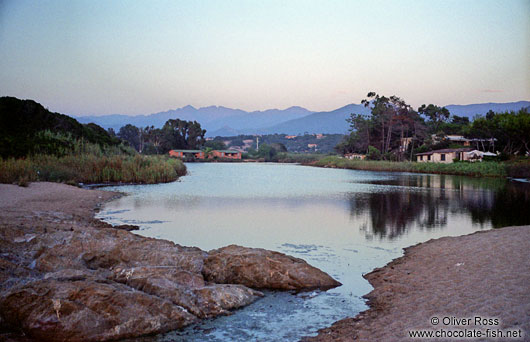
[192, 284, 263, 317]
[203, 245, 342, 291]
[32, 228, 207, 274]
[91, 219, 139, 231]
[0, 279, 196, 342]
[43, 269, 96, 282]
[110, 266, 263, 318]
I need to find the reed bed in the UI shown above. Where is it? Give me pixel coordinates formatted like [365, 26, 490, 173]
[0, 154, 186, 185]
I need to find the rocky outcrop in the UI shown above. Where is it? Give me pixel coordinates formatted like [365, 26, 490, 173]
[110, 266, 263, 318]
[203, 245, 341, 290]
[0, 183, 341, 342]
[1, 279, 196, 342]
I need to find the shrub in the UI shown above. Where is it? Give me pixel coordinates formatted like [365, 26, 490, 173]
[367, 146, 381, 160]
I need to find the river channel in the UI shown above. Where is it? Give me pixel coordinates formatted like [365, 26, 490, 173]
[97, 162, 530, 341]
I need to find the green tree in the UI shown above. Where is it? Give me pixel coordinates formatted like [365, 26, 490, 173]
[418, 104, 450, 133]
[161, 119, 206, 152]
[204, 140, 227, 150]
[340, 92, 423, 160]
[117, 124, 141, 151]
[270, 142, 287, 153]
[143, 126, 164, 154]
[366, 146, 382, 160]
[468, 108, 529, 155]
[257, 143, 277, 161]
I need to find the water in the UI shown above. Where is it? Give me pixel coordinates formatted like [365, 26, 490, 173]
[97, 163, 530, 341]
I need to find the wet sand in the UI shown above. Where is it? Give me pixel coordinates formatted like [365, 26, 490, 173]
[303, 225, 530, 341]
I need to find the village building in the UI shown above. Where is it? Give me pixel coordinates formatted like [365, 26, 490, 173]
[169, 150, 205, 159]
[210, 150, 241, 159]
[445, 135, 472, 146]
[416, 148, 473, 163]
[431, 134, 496, 149]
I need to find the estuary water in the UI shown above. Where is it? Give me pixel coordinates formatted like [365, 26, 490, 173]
[97, 163, 530, 342]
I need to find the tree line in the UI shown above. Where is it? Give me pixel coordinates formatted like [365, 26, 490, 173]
[336, 92, 530, 160]
[112, 119, 207, 154]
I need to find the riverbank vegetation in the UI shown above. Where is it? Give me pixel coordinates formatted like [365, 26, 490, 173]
[1, 152, 186, 185]
[312, 156, 530, 178]
[0, 97, 186, 185]
[336, 92, 530, 161]
[326, 92, 530, 177]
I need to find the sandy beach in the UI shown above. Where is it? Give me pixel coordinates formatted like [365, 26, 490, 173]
[303, 225, 530, 341]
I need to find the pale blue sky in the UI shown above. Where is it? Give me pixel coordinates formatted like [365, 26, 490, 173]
[0, 0, 528, 115]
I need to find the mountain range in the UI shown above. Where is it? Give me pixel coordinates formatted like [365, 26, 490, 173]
[74, 101, 530, 137]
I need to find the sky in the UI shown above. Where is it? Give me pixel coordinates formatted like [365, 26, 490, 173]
[0, 0, 529, 116]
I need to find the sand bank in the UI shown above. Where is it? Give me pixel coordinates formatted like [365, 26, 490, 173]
[303, 225, 530, 341]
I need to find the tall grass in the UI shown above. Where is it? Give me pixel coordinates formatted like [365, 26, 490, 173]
[0, 154, 186, 185]
[312, 156, 510, 177]
[0, 133, 186, 185]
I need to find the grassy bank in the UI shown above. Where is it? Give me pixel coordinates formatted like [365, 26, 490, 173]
[1, 129, 187, 186]
[310, 156, 529, 178]
[0, 153, 186, 186]
[274, 152, 326, 163]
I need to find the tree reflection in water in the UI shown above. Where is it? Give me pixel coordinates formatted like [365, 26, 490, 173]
[348, 174, 530, 240]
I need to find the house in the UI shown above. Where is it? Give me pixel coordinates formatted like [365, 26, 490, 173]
[431, 134, 472, 146]
[416, 148, 473, 163]
[210, 150, 241, 159]
[169, 150, 205, 159]
[446, 135, 472, 146]
[431, 134, 496, 149]
[307, 144, 317, 149]
[345, 153, 366, 160]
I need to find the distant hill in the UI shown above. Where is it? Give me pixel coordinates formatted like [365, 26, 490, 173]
[258, 104, 371, 135]
[73, 100, 529, 137]
[76, 106, 313, 136]
[0, 97, 119, 158]
[445, 101, 530, 118]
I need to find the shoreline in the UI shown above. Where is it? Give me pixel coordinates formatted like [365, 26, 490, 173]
[0, 182, 339, 341]
[302, 226, 530, 341]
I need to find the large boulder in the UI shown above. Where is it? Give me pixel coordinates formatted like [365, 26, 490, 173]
[202, 245, 341, 290]
[110, 266, 263, 318]
[0, 279, 196, 342]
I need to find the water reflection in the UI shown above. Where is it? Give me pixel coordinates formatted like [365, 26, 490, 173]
[348, 174, 530, 240]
